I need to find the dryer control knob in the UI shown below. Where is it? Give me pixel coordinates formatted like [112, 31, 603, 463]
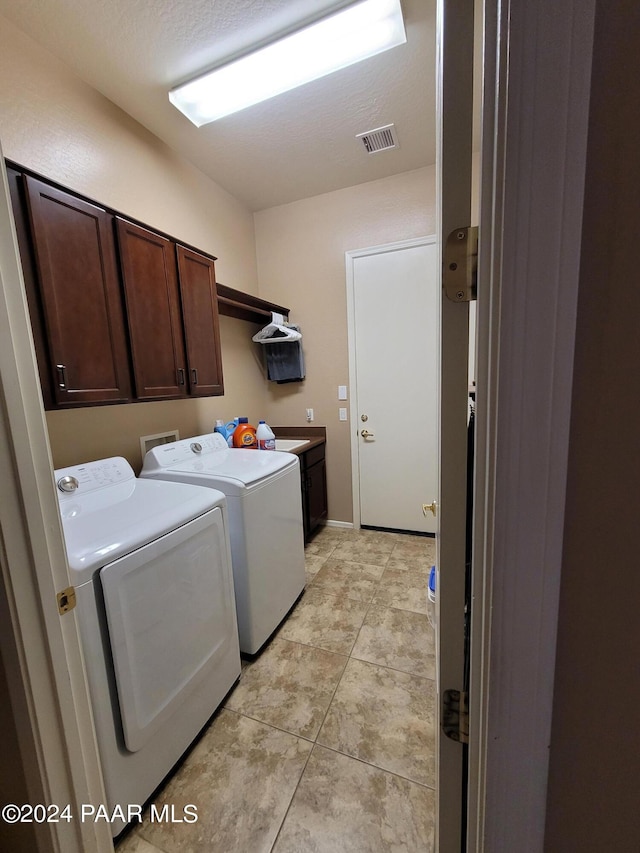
[57, 475, 79, 493]
[190, 442, 203, 454]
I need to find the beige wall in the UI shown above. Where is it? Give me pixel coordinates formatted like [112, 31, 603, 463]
[545, 1, 640, 849]
[0, 15, 268, 470]
[255, 159, 483, 524]
[254, 166, 438, 523]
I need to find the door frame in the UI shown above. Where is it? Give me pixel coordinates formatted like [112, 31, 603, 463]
[0, 0, 598, 848]
[467, 0, 596, 848]
[345, 234, 436, 531]
[0, 149, 112, 853]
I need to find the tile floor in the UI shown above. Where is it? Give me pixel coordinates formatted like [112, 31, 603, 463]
[117, 526, 437, 853]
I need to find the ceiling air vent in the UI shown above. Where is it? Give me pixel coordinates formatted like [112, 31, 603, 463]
[356, 124, 399, 154]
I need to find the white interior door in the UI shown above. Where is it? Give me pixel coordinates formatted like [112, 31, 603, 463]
[436, 0, 476, 850]
[348, 237, 438, 534]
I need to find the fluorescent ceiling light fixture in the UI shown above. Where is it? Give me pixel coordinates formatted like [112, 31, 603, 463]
[169, 0, 406, 126]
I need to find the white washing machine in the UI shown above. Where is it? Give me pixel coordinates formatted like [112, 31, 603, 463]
[141, 433, 306, 654]
[54, 456, 240, 836]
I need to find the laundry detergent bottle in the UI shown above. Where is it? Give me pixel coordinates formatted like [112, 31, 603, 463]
[225, 418, 239, 447]
[213, 419, 228, 441]
[232, 417, 258, 448]
[256, 420, 276, 450]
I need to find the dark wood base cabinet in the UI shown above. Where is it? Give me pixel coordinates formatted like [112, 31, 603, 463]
[300, 443, 328, 542]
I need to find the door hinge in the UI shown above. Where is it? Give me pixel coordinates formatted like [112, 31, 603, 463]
[442, 689, 469, 744]
[443, 226, 478, 303]
[57, 586, 77, 615]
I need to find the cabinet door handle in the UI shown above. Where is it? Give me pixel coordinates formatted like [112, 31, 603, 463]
[191, 368, 198, 385]
[56, 364, 67, 389]
[177, 368, 185, 386]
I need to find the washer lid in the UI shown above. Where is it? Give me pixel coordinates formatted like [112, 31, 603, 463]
[55, 457, 225, 581]
[141, 433, 296, 488]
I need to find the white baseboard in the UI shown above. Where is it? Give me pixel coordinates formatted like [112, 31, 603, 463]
[323, 519, 354, 529]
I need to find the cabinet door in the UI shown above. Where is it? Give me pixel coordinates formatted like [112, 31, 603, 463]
[306, 459, 328, 534]
[116, 218, 187, 400]
[24, 176, 131, 406]
[7, 169, 53, 408]
[176, 245, 224, 396]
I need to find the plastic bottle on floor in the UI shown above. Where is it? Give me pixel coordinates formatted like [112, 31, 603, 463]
[232, 417, 258, 448]
[256, 420, 276, 450]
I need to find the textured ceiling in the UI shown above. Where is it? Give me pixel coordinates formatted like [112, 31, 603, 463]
[0, 0, 438, 211]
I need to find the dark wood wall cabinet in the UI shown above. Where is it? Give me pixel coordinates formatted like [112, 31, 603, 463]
[7, 163, 232, 409]
[116, 218, 187, 400]
[115, 220, 224, 400]
[177, 245, 224, 396]
[20, 176, 132, 407]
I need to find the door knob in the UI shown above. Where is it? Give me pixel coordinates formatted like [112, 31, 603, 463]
[423, 501, 437, 517]
[360, 429, 374, 439]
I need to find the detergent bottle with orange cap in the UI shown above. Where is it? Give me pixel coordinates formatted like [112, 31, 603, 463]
[232, 417, 258, 448]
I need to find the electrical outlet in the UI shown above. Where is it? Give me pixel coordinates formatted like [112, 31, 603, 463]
[339, 408, 348, 421]
[306, 408, 314, 422]
[338, 385, 348, 400]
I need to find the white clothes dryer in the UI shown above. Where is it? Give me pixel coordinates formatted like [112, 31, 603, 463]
[54, 457, 240, 836]
[141, 433, 306, 654]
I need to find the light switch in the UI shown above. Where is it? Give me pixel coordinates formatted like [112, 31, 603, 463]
[339, 408, 348, 421]
[306, 408, 314, 422]
[338, 385, 348, 400]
